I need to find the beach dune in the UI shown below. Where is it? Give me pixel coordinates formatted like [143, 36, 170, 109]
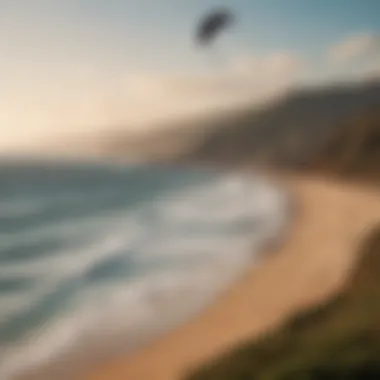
[83, 174, 380, 380]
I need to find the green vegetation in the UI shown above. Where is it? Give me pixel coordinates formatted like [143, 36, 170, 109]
[185, 224, 380, 380]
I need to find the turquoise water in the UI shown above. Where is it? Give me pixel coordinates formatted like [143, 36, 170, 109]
[0, 162, 290, 379]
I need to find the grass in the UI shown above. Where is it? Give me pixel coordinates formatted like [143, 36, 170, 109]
[185, 224, 380, 380]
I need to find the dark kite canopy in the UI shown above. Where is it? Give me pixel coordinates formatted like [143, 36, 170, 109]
[195, 9, 235, 46]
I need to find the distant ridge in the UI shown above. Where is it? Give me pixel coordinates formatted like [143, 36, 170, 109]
[311, 105, 380, 183]
[182, 80, 380, 170]
[102, 79, 380, 178]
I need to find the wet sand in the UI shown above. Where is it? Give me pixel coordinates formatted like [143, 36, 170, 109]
[82, 174, 380, 380]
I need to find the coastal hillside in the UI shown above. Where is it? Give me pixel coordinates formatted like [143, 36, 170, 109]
[311, 106, 380, 183]
[102, 80, 380, 166]
[183, 80, 380, 172]
[181, 81, 380, 380]
[185, 223, 380, 380]
[182, 99, 380, 380]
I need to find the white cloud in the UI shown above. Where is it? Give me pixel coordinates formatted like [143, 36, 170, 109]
[370, 60, 380, 78]
[119, 52, 305, 120]
[0, 1, 306, 155]
[0, 51, 305, 154]
[329, 33, 380, 63]
[232, 52, 303, 77]
[359, 56, 380, 81]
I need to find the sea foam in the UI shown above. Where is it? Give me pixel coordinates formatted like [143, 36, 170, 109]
[0, 164, 291, 380]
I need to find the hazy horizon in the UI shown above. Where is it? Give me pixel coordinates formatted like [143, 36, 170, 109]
[1, 0, 380, 156]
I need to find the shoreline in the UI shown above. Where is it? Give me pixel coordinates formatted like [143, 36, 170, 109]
[5, 169, 292, 380]
[82, 173, 380, 380]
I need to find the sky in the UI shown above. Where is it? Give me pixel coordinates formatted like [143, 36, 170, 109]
[1, 0, 380, 154]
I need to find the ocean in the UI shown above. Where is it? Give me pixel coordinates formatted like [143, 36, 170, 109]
[0, 162, 291, 379]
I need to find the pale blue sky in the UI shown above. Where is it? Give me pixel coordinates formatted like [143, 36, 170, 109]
[2, 0, 379, 69]
[0, 1, 379, 153]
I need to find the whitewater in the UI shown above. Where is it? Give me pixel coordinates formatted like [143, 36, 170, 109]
[0, 162, 291, 380]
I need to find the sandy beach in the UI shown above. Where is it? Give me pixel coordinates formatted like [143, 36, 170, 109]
[82, 174, 380, 380]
